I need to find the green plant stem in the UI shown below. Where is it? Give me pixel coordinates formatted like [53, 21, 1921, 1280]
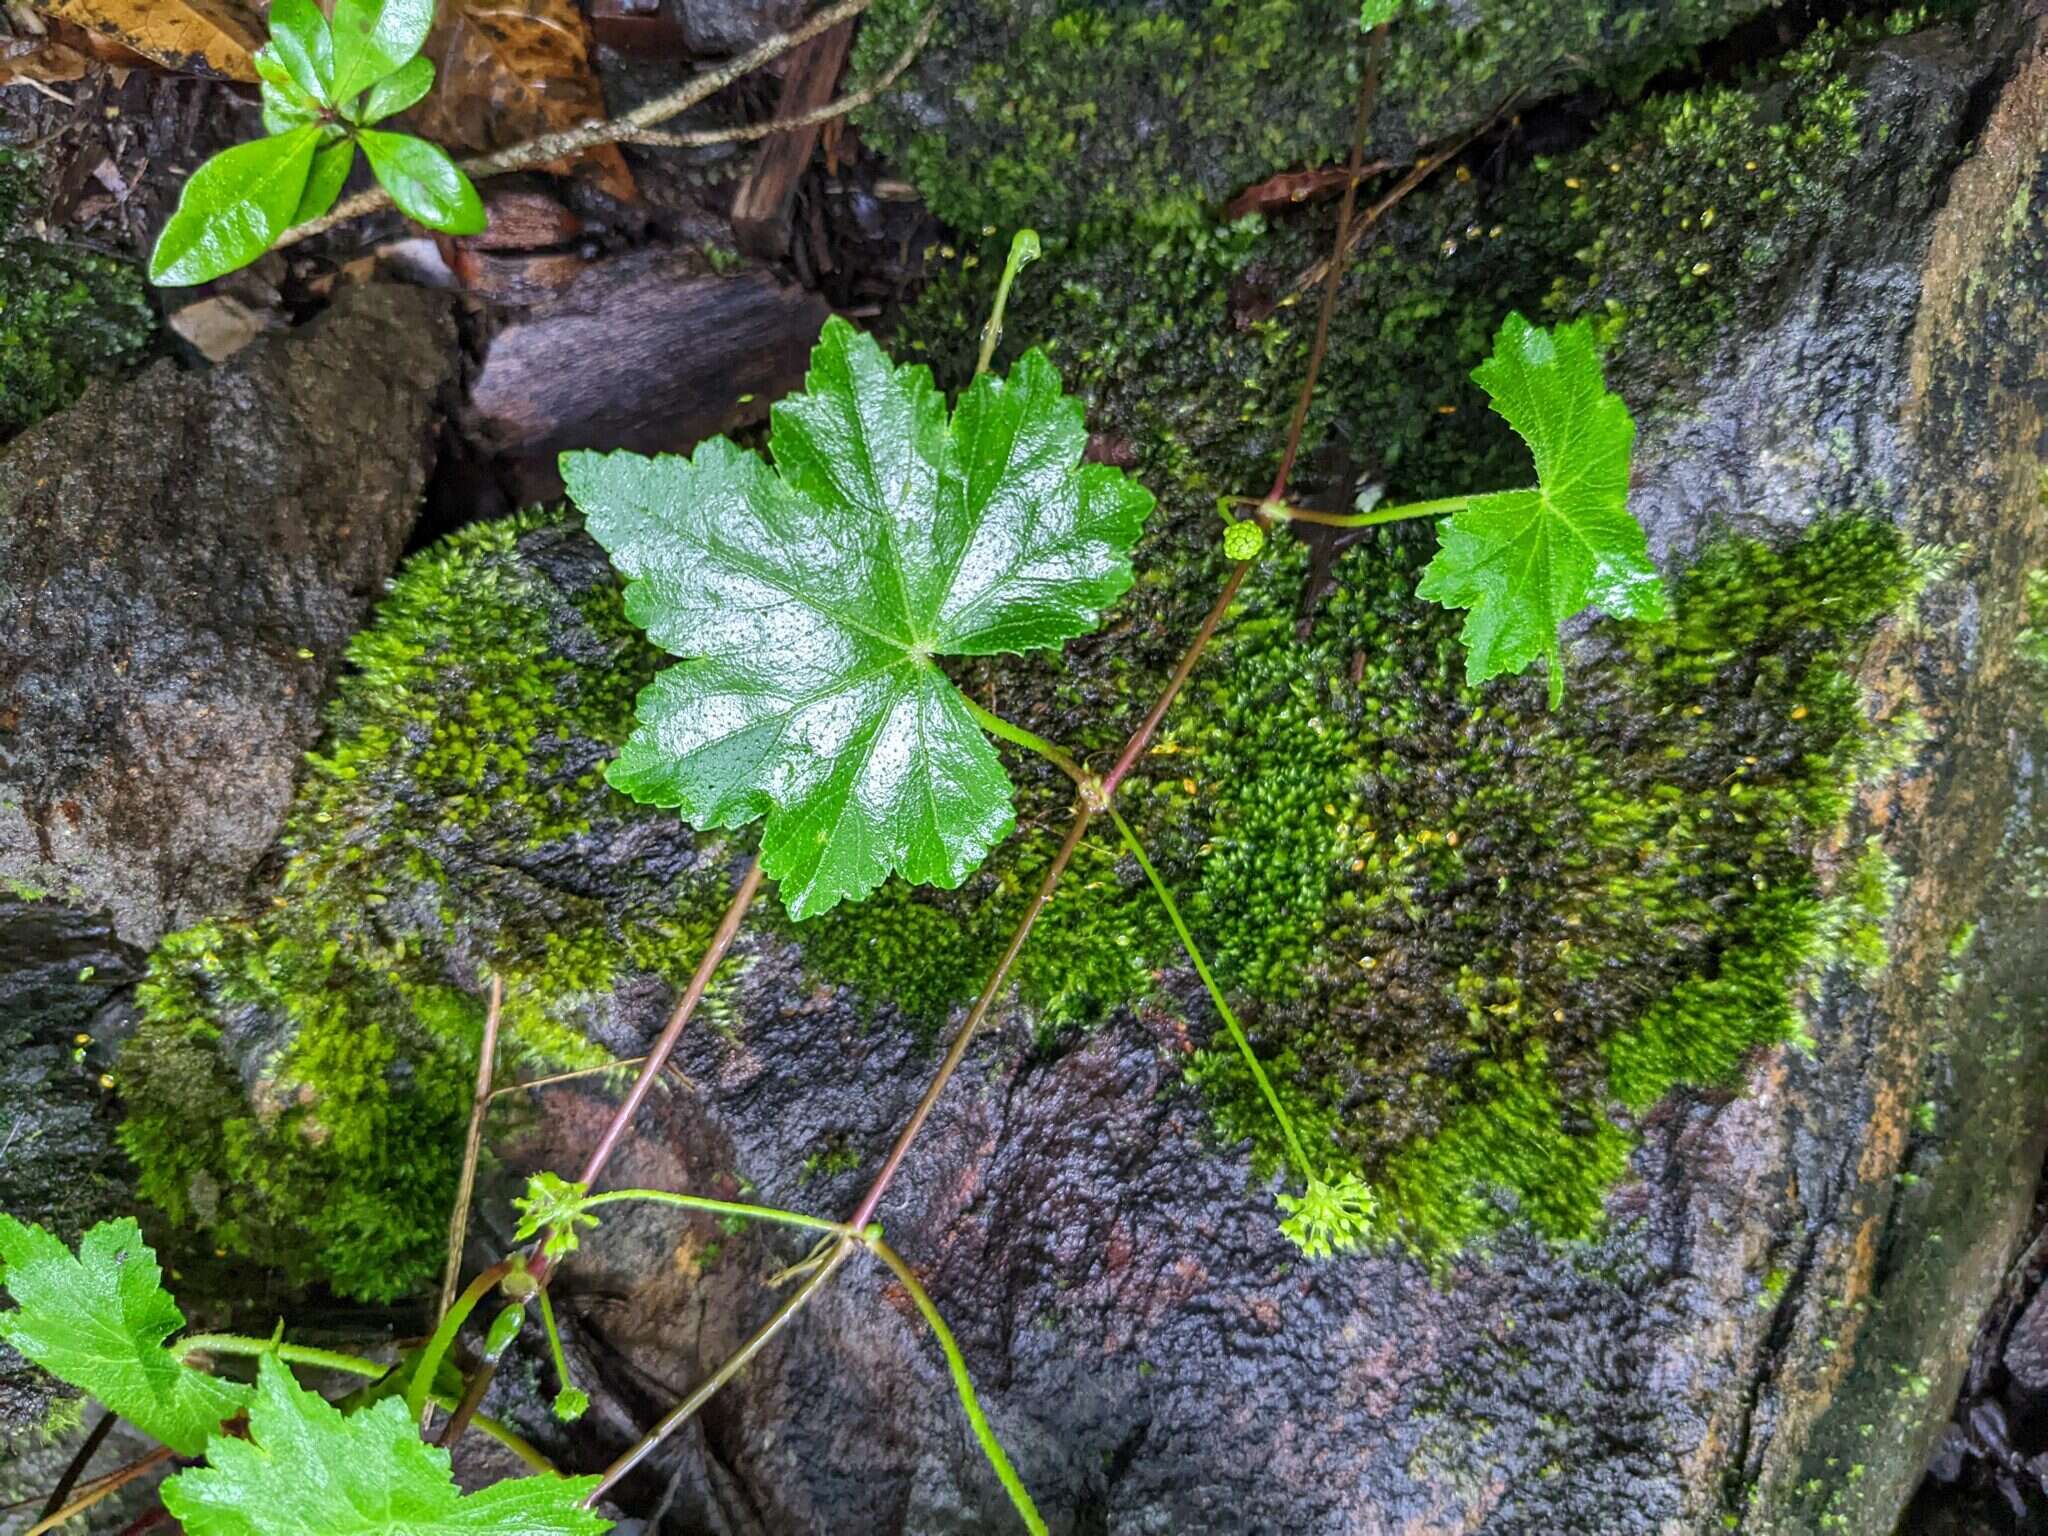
[439, 972, 503, 1324]
[1108, 807, 1316, 1183]
[1249, 493, 1472, 528]
[1268, 33, 1385, 502]
[866, 1236, 1048, 1535]
[175, 1334, 552, 1472]
[585, 1240, 857, 1506]
[408, 1260, 512, 1428]
[535, 1285, 574, 1401]
[962, 696, 1091, 790]
[575, 1188, 853, 1238]
[976, 227, 1042, 376]
[179, 1335, 388, 1378]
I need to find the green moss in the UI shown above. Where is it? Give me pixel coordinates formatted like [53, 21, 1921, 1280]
[851, 0, 1776, 240]
[0, 149, 155, 436]
[119, 514, 738, 1300]
[889, 19, 1883, 532]
[1171, 516, 1913, 1252]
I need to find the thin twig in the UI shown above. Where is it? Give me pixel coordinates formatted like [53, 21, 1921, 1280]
[619, 7, 935, 148]
[487, 1053, 652, 1102]
[275, 0, 882, 249]
[23, 1448, 174, 1536]
[439, 973, 503, 1324]
[1270, 23, 1387, 502]
[1288, 100, 1513, 295]
[585, 1241, 857, 1504]
[436, 855, 766, 1448]
[848, 805, 1096, 1233]
[37, 1408, 116, 1524]
[1099, 563, 1252, 802]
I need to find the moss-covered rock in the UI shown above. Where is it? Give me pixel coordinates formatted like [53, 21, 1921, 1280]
[0, 150, 155, 436]
[114, 9, 1976, 1305]
[851, 0, 1788, 240]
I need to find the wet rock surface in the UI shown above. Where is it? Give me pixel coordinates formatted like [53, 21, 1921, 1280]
[0, 283, 461, 949]
[6, 11, 2044, 1536]
[442, 17, 2048, 1533]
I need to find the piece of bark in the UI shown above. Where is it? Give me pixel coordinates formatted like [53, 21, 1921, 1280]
[728, 18, 852, 260]
[464, 248, 829, 490]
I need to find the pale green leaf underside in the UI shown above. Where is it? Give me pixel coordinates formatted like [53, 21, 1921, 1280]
[564, 316, 1153, 918]
[0, 1217, 247, 1457]
[162, 1355, 608, 1535]
[1416, 312, 1665, 706]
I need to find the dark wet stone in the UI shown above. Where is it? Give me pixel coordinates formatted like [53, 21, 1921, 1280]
[0, 283, 460, 948]
[452, 18, 2048, 1534]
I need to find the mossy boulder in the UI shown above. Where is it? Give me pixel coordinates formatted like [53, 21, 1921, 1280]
[94, 5, 2048, 1532]
[850, 0, 1799, 240]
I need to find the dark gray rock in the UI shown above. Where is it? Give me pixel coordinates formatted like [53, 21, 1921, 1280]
[459, 18, 2048, 1535]
[0, 282, 460, 948]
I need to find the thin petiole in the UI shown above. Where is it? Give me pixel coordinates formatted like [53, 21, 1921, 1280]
[175, 1333, 553, 1472]
[408, 1259, 512, 1428]
[866, 1235, 1048, 1535]
[961, 695, 1092, 791]
[975, 228, 1042, 377]
[574, 1188, 853, 1238]
[178, 1335, 386, 1379]
[1240, 493, 1473, 529]
[1108, 807, 1317, 1183]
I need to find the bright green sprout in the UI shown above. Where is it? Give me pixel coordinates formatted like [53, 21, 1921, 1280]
[1275, 1174, 1377, 1261]
[0, 1216, 248, 1456]
[482, 1303, 524, 1362]
[1223, 519, 1267, 563]
[554, 1386, 591, 1423]
[1416, 313, 1665, 706]
[513, 1171, 601, 1260]
[151, 0, 483, 286]
[1358, 0, 1398, 26]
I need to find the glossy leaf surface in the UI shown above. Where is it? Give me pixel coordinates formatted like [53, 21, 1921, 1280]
[564, 318, 1154, 918]
[162, 1354, 610, 1535]
[147, 123, 320, 286]
[359, 129, 486, 233]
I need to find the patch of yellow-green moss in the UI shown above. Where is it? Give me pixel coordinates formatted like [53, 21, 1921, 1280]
[1172, 517, 1915, 1252]
[850, 0, 1786, 241]
[118, 515, 737, 1301]
[0, 150, 156, 437]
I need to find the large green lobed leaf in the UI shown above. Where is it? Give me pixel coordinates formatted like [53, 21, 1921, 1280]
[0, 1216, 248, 1456]
[564, 317, 1154, 918]
[1417, 313, 1665, 706]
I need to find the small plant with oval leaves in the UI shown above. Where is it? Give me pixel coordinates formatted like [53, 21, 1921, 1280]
[149, 0, 483, 287]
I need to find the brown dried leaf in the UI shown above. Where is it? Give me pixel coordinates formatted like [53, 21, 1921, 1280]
[412, 1, 635, 202]
[36, 0, 262, 79]
[0, 32, 89, 82]
[1223, 159, 1396, 222]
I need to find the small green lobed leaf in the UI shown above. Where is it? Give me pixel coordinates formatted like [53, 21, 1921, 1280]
[162, 1355, 610, 1535]
[564, 316, 1155, 919]
[1416, 312, 1665, 707]
[0, 1216, 248, 1456]
[149, 126, 322, 286]
[330, 0, 435, 102]
[359, 130, 486, 235]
